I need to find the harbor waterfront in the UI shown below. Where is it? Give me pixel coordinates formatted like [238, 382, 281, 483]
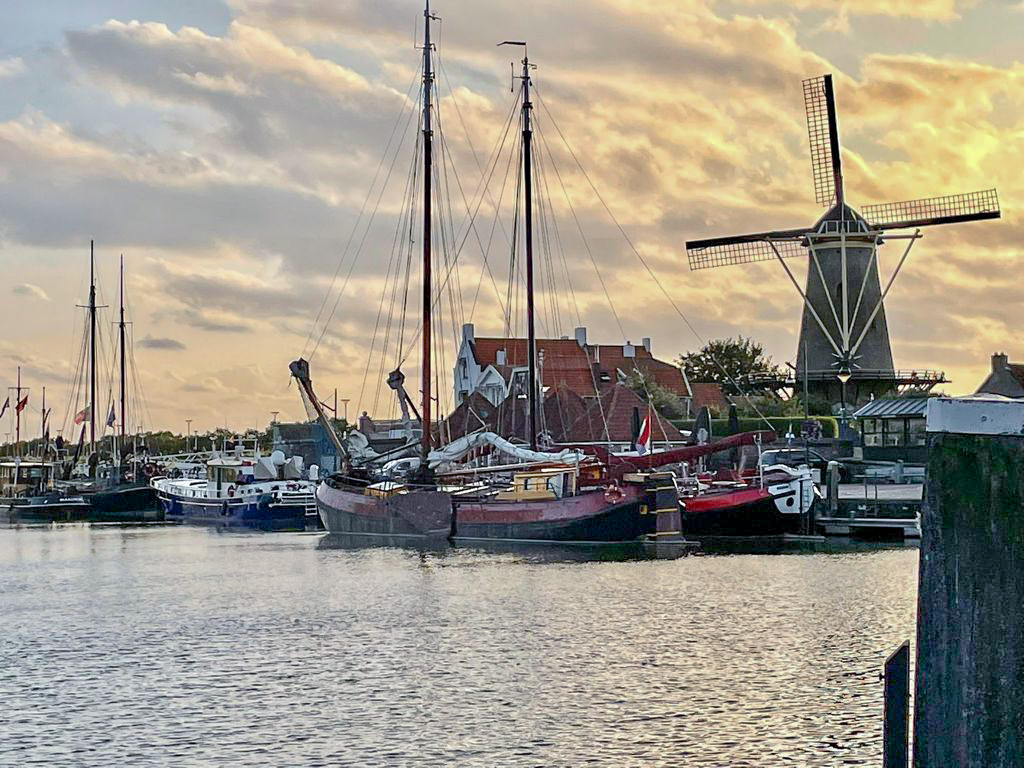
[1, 525, 917, 766]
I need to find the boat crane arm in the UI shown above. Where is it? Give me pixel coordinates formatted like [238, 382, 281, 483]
[589, 430, 777, 480]
[288, 358, 347, 462]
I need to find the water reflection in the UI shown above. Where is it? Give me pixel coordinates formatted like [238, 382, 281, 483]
[0, 525, 919, 766]
[318, 531, 918, 561]
[317, 532, 703, 563]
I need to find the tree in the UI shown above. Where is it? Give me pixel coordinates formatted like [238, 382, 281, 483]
[622, 370, 687, 420]
[677, 336, 784, 395]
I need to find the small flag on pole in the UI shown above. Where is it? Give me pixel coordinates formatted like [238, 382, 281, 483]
[636, 415, 652, 456]
[0, 397, 8, 419]
[106, 403, 116, 428]
[15, 394, 28, 413]
[74, 405, 91, 425]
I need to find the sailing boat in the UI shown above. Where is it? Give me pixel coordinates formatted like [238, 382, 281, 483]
[7, 245, 158, 523]
[290, 4, 779, 543]
[291, 1, 453, 539]
[84, 253, 158, 515]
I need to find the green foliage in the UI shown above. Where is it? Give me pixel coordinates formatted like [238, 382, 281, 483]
[622, 369, 687, 420]
[670, 416, 838, 439]
[731, 394, 802, 419]
[677, 336, 784, 395]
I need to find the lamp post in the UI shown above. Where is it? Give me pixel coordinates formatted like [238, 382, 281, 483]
[836, 366, 852, 435]
[185, 419, 192, 454]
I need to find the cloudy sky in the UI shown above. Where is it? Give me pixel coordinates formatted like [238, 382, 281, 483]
[0, 0, 1020, 436]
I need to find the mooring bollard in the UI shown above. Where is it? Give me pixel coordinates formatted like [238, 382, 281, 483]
[826, 460, 840, 515]
[883, 640, 910, 768]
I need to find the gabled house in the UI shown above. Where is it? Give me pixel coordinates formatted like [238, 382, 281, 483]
[443, 382, 685, 449]
[452, 323, 690, 408]
[976, 353, 1024, 399]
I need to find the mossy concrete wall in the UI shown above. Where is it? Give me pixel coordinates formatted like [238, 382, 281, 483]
[914, 432, 1024, 767]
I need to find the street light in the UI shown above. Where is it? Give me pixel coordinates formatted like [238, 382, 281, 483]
[185, 418, 192, 453]
[836, 366, 852, 434]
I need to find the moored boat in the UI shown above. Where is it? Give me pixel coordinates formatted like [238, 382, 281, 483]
[153, 452, 318, 532]
[679, 465, 818, 537]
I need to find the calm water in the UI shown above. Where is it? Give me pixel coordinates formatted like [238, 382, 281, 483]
[0, 526, 918, 766]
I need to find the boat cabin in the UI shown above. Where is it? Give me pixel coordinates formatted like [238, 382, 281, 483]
[0, 460, 54, 497]
[496, 467, 578, 501]
[205, 459, 251, 495]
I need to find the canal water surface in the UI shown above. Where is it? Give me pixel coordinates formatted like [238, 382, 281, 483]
[0, 526, 917, 766]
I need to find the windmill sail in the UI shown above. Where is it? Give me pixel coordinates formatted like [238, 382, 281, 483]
[863, 189, 1000, 230]
[686, 230, 807, 270]
[681, 69, 1000, 404]
[803, 75, 843, 207]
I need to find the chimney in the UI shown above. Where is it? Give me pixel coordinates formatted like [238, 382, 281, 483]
[462, 323, 475, 344]
[574, 326, 587, 347]
[496, 349, 506, 366]
[642, 337, 651, 354]
[992, 352, 1008, 373]
[623, 340, 636, 358]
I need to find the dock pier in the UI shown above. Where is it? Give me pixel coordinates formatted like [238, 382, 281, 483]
[817, 467, 922, 538]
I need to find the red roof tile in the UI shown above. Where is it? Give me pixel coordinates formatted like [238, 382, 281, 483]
[441, 383, 683, 445]
[471, 337, 686, 398]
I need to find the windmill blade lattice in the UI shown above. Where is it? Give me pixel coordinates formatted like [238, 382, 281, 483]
[803, 75, 839, 207]
[686, 235, 806, 270]
[863, 189, 1000, 230]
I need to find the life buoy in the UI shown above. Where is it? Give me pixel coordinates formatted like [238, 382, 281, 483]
[604, 484, 624, 504]
[228, 486, 235, 498]
[143, 463, 159, 478]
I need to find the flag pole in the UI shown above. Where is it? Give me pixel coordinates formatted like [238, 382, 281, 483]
[15, 366, 20, 459]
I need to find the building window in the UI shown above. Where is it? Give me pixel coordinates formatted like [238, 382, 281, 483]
[908, 418, 927, 447]
[861, 418, 882, 447]
[883, 418, 905, 447]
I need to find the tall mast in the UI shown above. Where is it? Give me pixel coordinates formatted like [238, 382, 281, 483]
[89, 240, 97, 457]
[519, 50, 538, 449]
[119, 254, 127, 451]
[420, 0, 436, 461]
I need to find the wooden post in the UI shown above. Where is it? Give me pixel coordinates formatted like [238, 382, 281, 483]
[883, 640, 910, 768]
[826, 460, 840, 515]
[914, 397, 1024, 766]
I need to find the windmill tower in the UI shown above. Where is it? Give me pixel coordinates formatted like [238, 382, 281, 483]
[685, 74, 1000, 405]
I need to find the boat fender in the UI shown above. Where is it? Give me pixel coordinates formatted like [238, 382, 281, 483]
[228, 485, 235, 498]
[604, 484, 624, 504]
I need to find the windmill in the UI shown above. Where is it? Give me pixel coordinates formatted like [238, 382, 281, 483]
[685, 74, 1000, 406]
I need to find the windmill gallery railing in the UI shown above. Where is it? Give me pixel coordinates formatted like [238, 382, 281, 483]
[744, 369, 948, 390]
